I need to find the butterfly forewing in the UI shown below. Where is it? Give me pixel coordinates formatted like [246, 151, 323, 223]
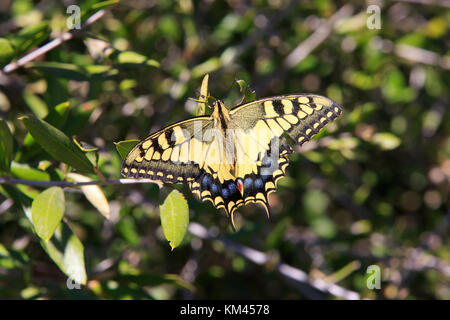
[229, 94, 342, 149]
[121, 116, 214, 183]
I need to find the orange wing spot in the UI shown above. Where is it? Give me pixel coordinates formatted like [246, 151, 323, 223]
[237, 179, 244, 197]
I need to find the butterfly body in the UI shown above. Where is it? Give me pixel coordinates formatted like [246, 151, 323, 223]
[121, 94, 342, 229]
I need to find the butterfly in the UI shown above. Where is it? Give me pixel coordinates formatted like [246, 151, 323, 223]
[121, 94, 342, 230]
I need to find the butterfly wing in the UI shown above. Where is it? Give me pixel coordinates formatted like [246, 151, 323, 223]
[222, 94, 342, 222]
[230, 94, 342, 151]
[121, 94, 342, 230]
[121, 116, 214, 183]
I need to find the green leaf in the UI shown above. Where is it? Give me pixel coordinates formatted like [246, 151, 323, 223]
[45, 101, 71, 129]
[117, 216, 140, 245]
[311, 217, 336, 239]
[0, 243, 30, 269]
[80, 0, 119, 23]
[19, 115, 94, 173]
[236, 79, 256, 105]
[40, 221, 87, 285]
[345, 70, 378, 90]
[0, 120, 13, 172]
[114, 140, 139, 160]
[31, 186, 65, 241]
[29, 62, 87, 81]
[303, 189, 329, 217]
[326, 260, 361, 283]
[264, 217, 291, 250]
[116, 273, 195, 291]
[83, 64, 119, 79]
[9, 22, 50, 56]
[371, 132, 401, 150]
[20, 101, 71, 152]
[159, 188, 189, 249]
[0, 184, 32, 216]
[119, 79, 137, 91]
[382, 69, 417, 103]
[61, 100, 98, 137]
[191, 57, 222, 79]
[10, 161, 50, 181]
[28, 62, 118, 81]
[327, 137, 359, 151]
[11, 0, 33, 17]
[16, 184, 41, 201]
[90, 0, 120, 11]
[23, 91, 48, 119]
[1, 183, 86, 285]
[109, 50, 160, 68]
[0, 38, 14, 67]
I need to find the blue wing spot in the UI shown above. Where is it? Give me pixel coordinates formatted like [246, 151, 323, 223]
[221, 187, 230, 199]
[228, 182, 237, 195]
[244, 177, 253, 189]
[211, 183, 220, 196]
[201, 174, 213, 190]
[254, 178, 264, 191]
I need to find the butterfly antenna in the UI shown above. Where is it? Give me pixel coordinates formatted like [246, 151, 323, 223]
[188, 97, 207, 104]
[188, 95, 217, 109]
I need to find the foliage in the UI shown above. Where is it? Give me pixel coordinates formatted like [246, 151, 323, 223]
[0, 0, 449, 300]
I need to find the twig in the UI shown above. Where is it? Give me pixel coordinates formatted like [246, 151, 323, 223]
[0, 199, 14, 215]
[0, 177, 162, 188]
[221, 0, 301, 66]
[254, 4, 354, 93]
[283, 4, 354, 69]
[394, 43, 450, 70]
[1, 10, 106, 74]
[393, 0, 450, 8]
[188, 222, 361, 300]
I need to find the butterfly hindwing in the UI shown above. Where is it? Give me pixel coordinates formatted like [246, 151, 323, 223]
[189, 133, 291, 229]
[215, 94, 342, 226]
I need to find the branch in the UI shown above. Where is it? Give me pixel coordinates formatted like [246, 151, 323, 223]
[0, 177, 162, 188]
[393, 0, 450, 8]
[394, 43, 450, 70]
[221, 0, 301, 66]
[254, 4, 354, 93]
[188, 222, 361, 300]
[283, 4, 354, 69]
[1, 10, 106, 74]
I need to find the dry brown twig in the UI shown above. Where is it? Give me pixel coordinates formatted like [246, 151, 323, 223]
[1, 10, 106, 75]
[254, 4, 355, 93]
[188, 222, 361, 300]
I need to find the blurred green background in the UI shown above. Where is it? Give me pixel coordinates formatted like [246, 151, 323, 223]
[0, 0, 449, 299]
